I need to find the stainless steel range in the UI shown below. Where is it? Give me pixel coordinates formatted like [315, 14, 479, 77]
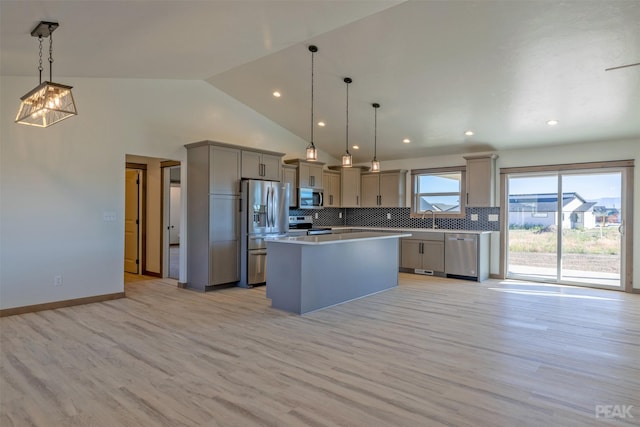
[288, 215, 333, 236]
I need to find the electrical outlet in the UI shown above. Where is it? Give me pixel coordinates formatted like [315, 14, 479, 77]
[54, 275, 63, 286]
[339, 212, 342, 219]
[386, 213, 391, 219]
[470, 214, 478, 221]
[315, 212, 319, 219]
[103, 211, 116, 222]
[488, 214, 499, 222]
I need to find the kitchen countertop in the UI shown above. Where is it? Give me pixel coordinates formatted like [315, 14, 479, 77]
[330, 226, 494, 235]
[268, 231, 411, 245]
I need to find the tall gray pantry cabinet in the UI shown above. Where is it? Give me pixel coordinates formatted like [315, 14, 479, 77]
[185, 141, 241, 291]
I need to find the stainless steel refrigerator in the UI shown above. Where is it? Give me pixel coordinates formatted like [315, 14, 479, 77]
[239, 179, 289, 287]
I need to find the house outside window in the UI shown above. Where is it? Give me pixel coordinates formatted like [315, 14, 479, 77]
[411, 166, 466, 217]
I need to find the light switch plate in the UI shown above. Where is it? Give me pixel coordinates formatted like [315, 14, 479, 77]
[103, 211, 117, 222]
[488, 214, 499, 222]
[470, 214, 478, 221]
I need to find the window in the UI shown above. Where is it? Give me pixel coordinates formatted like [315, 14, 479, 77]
[411, 166, 465, 217]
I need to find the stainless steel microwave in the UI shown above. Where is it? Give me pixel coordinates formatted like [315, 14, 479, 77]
[298, 188, 323, 209]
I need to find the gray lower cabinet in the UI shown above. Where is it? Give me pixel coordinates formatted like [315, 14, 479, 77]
[209, 195, 240, 285]
[400, 232, 445, 274]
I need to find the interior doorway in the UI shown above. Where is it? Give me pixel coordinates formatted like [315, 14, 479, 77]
[124, 169, 141, 274]
[163, 164, 181, 280]
[504, 162, 632, 290]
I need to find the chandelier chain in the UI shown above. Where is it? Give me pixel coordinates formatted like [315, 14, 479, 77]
[38, 36, 43, 84]
[48, 24, 54, 82]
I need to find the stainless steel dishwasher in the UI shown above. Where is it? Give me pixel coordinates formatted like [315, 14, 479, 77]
[445, 233, 478, 278]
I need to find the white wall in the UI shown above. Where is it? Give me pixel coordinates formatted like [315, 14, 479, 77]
[381, 139, 640, 289]
[0, 75, 336, 310]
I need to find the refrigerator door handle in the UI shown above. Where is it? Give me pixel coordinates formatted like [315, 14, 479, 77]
[268, 186, 274, 227]
[266, 187, 271, 228]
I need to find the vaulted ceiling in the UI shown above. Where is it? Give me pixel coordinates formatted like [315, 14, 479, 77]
[2, 1, 639, 162]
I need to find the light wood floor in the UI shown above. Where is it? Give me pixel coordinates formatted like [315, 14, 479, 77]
[1, 274, 639, 426]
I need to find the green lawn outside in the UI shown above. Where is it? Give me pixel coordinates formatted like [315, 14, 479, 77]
[509, 227, 620, 255]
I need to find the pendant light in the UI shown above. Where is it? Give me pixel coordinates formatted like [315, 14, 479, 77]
[305, 45, 319, 161]
[371, 103, 381, 172]
[15, 21, 77, 128]
[341, 77, 353, 167]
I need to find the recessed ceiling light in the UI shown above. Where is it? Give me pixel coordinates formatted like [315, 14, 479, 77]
[402, 138, 411, 144]
[317, 121, 325, 127]
[352, 145, 360, 150]
[546, 119, 559, 126]
[272, 91, 281, 98]
[464, 130, 474, 136]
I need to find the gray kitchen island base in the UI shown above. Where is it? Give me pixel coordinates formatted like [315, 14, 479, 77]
[266, 232, 409, 314]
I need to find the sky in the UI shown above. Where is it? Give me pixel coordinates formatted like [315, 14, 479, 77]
[508, 172, 622, 203]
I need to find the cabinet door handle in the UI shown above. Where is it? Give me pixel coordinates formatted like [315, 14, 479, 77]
[356, 195, 359, 205]
[466, 193, 469, 204]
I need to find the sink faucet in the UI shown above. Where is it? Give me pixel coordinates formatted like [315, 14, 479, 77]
[421, 210, 436, 229]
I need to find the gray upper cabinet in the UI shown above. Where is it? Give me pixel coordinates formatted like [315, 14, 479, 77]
[323, 171, 341, 207]
[284, 159, 325, 188]
[241, 150, 282, 181]
[361, 170, 407, 207]
[340, 167, 361, 207]
[464, 154, 498, 207]
[210, 145, 241, 195]
[282, 164, 297, 208]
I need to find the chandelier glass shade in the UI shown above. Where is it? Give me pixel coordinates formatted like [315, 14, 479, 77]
[15, 21, 77, 128]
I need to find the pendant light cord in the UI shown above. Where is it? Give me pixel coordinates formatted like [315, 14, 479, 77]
[373, 106, 377, 161]
[345, 79, 350, 155]
[310, 48, 315, 146]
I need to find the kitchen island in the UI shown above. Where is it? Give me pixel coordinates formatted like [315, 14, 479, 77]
[266, 232, 410, 314]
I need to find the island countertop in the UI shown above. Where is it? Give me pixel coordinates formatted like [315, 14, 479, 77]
[268, 231, 412, 245]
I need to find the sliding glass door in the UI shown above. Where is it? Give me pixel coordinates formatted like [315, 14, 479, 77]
[506, 168, 624, 289]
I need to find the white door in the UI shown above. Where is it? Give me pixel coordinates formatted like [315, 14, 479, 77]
[169, 184, 181, 245]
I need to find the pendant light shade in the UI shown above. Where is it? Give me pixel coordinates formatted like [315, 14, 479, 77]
[341, 77, 353, 167]
[15, 21, 77, 128]
[306, 45, 319, 161]
[371, 103, 381, 172]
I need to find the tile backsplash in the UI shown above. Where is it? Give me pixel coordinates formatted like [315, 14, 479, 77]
[289, 207, 501, 231]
